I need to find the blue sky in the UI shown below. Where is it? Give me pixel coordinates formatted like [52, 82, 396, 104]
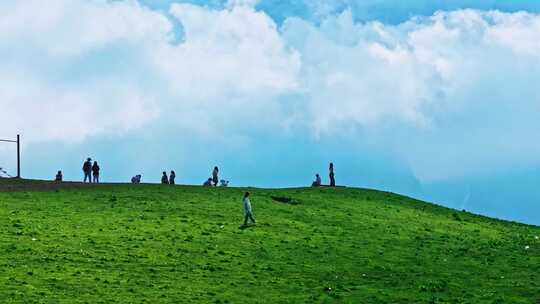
[142, 0, 540, 23]
[1, 0, 540, 225]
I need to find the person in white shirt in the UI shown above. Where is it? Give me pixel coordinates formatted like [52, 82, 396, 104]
[243, 192, 256, 226]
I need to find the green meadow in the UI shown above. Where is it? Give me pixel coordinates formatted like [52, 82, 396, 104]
[0, 179, 538, 303]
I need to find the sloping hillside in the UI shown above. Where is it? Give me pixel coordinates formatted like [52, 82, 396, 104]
[0, 179, 538, 303]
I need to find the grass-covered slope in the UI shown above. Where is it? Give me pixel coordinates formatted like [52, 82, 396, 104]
[0, 179, 538, 303]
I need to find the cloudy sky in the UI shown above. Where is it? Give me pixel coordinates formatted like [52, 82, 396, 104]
[1, 0, 539, 225]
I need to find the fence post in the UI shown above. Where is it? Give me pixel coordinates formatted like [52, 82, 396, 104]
[17, 134, 20, 178]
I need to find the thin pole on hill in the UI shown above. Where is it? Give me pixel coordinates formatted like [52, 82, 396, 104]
[17, 135, 20, 178]
[0, 134, 21, 178]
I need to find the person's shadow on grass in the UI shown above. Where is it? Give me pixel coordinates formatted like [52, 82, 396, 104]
[238, 224, 256, 230]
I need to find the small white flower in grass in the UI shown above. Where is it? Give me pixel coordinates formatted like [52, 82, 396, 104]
[535, 236, 539, 240]
[525, 246, 530, 250]
[31, 238, 37, 241]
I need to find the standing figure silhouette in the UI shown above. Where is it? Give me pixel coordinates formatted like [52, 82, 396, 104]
[161, 171, 169, 184]
[83, 158, 92, 183]
[92, 161, 100, 184]
[212, 166, 219, 187]
[169, 170, 176, 185]
[329, 163, 335, 187]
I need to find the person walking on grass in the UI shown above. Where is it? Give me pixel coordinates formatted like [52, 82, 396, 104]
[169, 170, 176, 185]
[92, 161, 100, 184]
[83, 158, 92, 183]
[242, 192, 256, 226]
[329, 162, 336, 187]
[161, 171, 169, 184]
[212, 166, 219, 187]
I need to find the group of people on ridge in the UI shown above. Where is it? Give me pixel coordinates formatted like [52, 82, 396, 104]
[125, 166, 229, 186]
[312, 163, 336, 187]
[82, 158, 100, 183]
[53, 160, 338, 227]
[161, 171, 176, 185]
[54, 158, 100, 183]
[62, 160, 335, 190]
[56, 158, 100, 183]
[203, 166, 221, 186]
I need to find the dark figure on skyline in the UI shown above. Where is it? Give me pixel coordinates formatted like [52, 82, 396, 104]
[212, 166, 219, 186]
[312, 174, 321, 187]
[161, 171, 169, 184]
[169, 170, 176, 185]
[131, 175, 142, 184]
[203, 178, 212, 187]
[329, 163, 335, 187]
[55, 170, 63, 182]
[92, 161, 100, 184]
[83, 158, 92, 183]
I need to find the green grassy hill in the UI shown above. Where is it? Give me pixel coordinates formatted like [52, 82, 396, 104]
[0, 179, 538, 303]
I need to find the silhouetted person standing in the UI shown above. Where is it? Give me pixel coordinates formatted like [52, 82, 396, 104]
[83, 158, 92, 183]
[212, 166, 219, 187]
[92, 161, 100, 183]
[55, 171, 63, 182]
[169, 170, 176, 185]
[329, 163, 335, 187]
[161, 171, 169, 184]
[242, 192, 256, 226]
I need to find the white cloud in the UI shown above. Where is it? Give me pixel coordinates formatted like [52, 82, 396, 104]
[281, 10, 440, 133]
[0, 0, 168, 143]
[0, 75, 158, 143]
[0, 0, 172, 56]
[2, 2, 540, 181]
[0, 0, 300, 141]
[160, 3, 300, 100]
[279, 9, 540, 178]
